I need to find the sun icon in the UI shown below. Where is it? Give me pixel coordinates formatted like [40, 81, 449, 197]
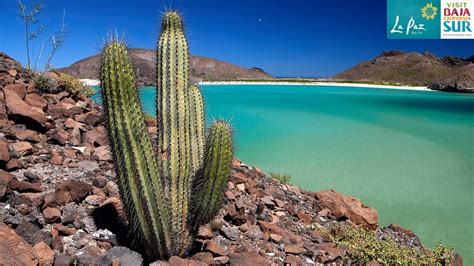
[421, 3, 438, 20]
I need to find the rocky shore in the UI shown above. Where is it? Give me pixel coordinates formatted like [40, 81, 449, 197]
[0, 53, 462, 265]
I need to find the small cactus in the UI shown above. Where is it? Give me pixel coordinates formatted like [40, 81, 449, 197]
[100, 11, 233, 260]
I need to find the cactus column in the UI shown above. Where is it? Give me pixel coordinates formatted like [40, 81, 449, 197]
[100, 11, 234, 260]
[156, 11, 193, 254]
[100, 42, 172, 258]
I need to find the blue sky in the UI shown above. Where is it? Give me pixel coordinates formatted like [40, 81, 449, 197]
[0, 0, 472, 77]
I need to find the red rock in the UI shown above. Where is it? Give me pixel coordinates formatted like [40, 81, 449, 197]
[254, 167, 265, 177]
[94, 145, 112, 161]
[152, 256, 207, 266]
[8, 69, 18, 77]
[387, 224, 417, 238]
[213, 256, 230, 264]
[4, 83, 26, 99]
[204, 240, 228, 256]
[55, 179, 93, 204]
[191, 252, 214, 264]
[284, 244, 305, 255]
[284, 255, 302, 265]
[63, 148, 77, 159]
[85, 194, 103, 206]
[11, 141, 34, 156]
[53, 223, 77, 236]
[43, 207, 61, 223]
[0, 139, 10, 163]
[197, 224, 213, 239]
[4, 89, 47, 129]
[82, 126, 108, 147]
[314, 190, 378, 229]
[64, 118, 84, 130]
[50, 151, 63, 165]
[225, 190, 236, 201]
[228, 251, 270, 266]
[15, 129, 43, 143]
[21, 192, 44, 207]
[47, 129, 69, 145]
[9, 179, 43, 193]
[24, 93, 48, 110]
[50, 228, 63, 252]
[0, 170, 13, 198]
[297, 210, 312, 225]
[83, 111, 103, 126]
[317, 242, 346, 262]
[286, 184, 301, 194]
[5, 158, 24, 170]
[33, 241, 54, 266]
[0, 222, 37, 266]
[269, 233, 282, 243]
[16, 203, 31, 215]
[274, 199, 285, 208]
[258, 221, 287, 237]
[236, 183, 246, 192]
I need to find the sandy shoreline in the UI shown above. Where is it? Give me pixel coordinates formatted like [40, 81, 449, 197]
[199, 81, 432, 91]
[80, 79, 432, 92]
[79, 79, 100, 86]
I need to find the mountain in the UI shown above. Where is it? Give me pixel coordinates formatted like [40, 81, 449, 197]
[57, 48, 272, 86]
[334, 51, 474, 92]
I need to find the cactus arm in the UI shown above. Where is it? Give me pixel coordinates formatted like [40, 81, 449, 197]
[189, 86, 205, 176]
[156, 11, 191, 255]
[100, 41, 171, 259]
[192, 121, 233, 226]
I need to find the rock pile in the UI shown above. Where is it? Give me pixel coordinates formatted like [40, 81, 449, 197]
[0, 53, 462, 265]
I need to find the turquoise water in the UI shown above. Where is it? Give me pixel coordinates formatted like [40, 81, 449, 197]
[93, 85, 474, 263]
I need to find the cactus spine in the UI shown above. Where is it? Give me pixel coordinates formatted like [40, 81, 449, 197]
[100, 11, 233, 260]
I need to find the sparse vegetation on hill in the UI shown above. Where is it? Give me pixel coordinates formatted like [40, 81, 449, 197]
[334, 50, 474, 92]
[58, 49, 272, 86]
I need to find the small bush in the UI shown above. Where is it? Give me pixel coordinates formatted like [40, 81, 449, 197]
[326, 224, 455, 265]
[50, 71, 95, 97]
[33, 72, 61, 93]
[269, 172, 291, 184]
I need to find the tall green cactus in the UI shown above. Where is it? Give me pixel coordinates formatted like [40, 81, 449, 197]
[100, 11, 233, 260]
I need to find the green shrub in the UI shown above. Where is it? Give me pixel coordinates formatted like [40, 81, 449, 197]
[326, 224, 454, 265]
[269, 172, 291, 184]
[33, 72, 61, 93]
[51, 71, 95, 97]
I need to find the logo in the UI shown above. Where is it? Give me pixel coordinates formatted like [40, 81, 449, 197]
[421, 3, 438, 19]
[441, 1, 473, 38]
[387, 0, 473, 39]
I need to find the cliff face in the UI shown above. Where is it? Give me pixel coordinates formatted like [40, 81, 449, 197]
[57, 48, 272, 86]
[334, 50, 474, 92]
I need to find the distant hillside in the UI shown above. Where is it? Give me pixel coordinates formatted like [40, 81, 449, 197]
[334, 51, 474, 92]
[58, 48, 272, 86]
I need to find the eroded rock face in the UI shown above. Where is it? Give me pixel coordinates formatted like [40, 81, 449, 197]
[314, 189, 378, 229]
[0, 222, 37, 266]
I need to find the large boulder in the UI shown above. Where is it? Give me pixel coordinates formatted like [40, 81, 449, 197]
[314, 190, 378, 229]
[4, 89, 47, 130]
[0, 222, 37, 266]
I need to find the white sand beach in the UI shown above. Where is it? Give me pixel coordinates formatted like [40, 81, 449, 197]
[79, 79, 100, 86]
[79, 79, 432, 92]
[199, 81, 432, 92]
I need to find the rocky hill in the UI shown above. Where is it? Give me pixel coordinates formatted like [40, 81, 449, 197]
[57, 48, 272, 86]
[0, 53, 462, 265]
[334, 51, 474, 92]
